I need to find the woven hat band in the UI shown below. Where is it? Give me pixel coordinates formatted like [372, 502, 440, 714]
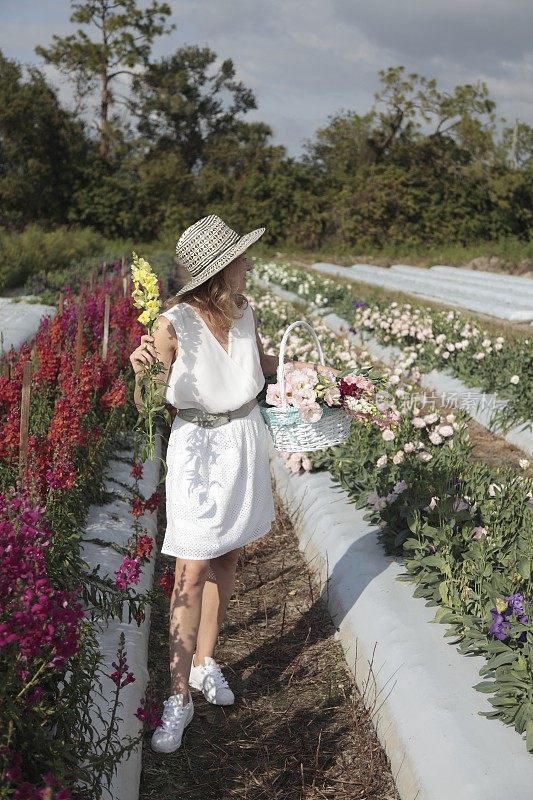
[185, 231, 241, 276]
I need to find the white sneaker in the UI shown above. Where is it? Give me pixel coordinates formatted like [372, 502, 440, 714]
[189, 655, 235, 705]
[150, 691, 194, 753]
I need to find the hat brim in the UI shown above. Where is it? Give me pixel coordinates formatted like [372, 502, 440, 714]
[174, 226, 265, 298]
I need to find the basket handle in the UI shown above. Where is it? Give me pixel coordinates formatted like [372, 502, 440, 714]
[277, 320, 325, 410]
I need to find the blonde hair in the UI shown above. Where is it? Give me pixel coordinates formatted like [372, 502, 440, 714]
[162, 256, 248, 331]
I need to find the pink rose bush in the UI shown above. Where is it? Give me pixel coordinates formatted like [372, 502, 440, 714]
[250, 259, 531, 434]
[247, 272, 533, 750]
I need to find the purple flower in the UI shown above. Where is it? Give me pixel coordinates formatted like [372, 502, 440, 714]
[507, 593, 526, 617]
[352, 300, 366, 309]
[488, 593, 530, 642]
[489, 610, 511, 641]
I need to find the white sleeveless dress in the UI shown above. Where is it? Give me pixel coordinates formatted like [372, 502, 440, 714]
[157, 299, 276, 560]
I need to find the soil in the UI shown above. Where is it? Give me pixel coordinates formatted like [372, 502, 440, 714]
[139, 447, 400, 800]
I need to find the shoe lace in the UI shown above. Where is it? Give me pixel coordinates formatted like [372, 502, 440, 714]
[203, 662, 229, 689]
[161, 698, 187, 729]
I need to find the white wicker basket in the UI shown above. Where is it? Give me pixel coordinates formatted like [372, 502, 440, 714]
[259, 319, 353, 453]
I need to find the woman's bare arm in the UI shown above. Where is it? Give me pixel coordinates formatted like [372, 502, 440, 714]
[132, 315, 178, 413]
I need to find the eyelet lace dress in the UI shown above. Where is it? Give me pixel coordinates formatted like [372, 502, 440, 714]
[157, 300, 276, 560]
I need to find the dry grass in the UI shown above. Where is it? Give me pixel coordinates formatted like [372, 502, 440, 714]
[465, 417, 532, 477]
[139, 453, 399, 800]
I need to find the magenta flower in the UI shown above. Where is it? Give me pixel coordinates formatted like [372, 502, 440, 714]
[110, 649, 136, 689]
[135, 697, 163, 729]
[114, 556, 142, 591]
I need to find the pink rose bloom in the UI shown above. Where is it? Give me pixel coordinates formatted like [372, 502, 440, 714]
[293, 387, 317, 406]
[392, 451, 405, 464]
[266, 383, 282, 407]
[290, 371, 317, 392]
[472, 526, 488, 540]
[355, 375, 375, 394]
[418, 451, 432, 462]
[424, 413, 439, 424]
[382, 429, 395, 441]
[403, 442, 416, 453]
[428, 431, 443, 445]
[412, 417, 426, 428]
[394, 480, 408, 494]
[376, 455, 388, 468]
[299, 402, 323, 423]
[320, 366, 338, 381]
[324, 385, 341, 405]
[342, 373, 359, 385]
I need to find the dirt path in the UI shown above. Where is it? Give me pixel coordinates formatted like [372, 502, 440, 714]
[139, 454, 399, 800]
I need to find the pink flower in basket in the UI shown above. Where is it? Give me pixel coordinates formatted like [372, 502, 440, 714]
[267, 365, 349, 417]
[265, 363, 396, 431]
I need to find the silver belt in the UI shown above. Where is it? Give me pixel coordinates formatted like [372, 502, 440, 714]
[175, 397, 258, 427]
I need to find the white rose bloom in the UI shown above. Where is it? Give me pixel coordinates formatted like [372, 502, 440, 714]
[437, 425, 454, 438]
[510, 375, 520, 385]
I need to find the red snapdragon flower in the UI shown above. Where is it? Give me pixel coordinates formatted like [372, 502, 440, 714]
[135, 535, 153, 560]
[159, 568, 175, 599]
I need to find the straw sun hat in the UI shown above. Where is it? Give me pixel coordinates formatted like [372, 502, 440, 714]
[174, 214, 265, 298]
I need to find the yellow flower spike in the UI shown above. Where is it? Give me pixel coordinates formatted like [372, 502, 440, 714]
[130, 250, 168, 461]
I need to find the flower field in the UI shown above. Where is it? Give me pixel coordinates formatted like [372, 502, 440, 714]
[0, 262, 166, 799]
[248, 282, 533, 752]
[250, 259, 533, 435]
[2, 250, 531, 800]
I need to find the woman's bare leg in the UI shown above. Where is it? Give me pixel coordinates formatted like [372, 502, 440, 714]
[169, 557, 211, 695]
[194, 547, 242, 666]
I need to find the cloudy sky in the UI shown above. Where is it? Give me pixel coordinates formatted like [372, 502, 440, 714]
[1, 0, 532, 157]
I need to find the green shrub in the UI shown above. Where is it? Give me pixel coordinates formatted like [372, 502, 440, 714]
[0, 225, 131, 291]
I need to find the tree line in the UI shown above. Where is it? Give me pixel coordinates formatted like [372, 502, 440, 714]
[1, 0, 532, 250]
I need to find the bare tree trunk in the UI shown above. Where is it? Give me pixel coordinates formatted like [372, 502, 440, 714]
[99, 0, 110, 160]
[100, 72, 110, 160]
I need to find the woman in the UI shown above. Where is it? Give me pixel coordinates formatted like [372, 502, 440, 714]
[129, 214, 339, 754]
